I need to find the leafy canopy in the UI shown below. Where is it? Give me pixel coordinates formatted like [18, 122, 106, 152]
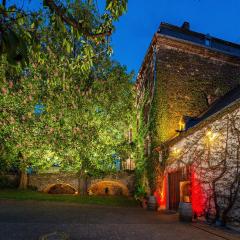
[0, 0, 128, 68]
[0, 10, 135, 176]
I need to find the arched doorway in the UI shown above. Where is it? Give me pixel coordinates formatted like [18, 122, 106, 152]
[43, 183, 77, 194]
[88, 180, 129, 196]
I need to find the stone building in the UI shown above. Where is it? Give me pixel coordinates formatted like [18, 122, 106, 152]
[159, 86, 240, 228]
[136, 22, 240, 226]
[137, 22, 240, 146]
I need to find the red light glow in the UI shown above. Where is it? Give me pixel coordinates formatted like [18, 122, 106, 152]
[154, 175, 167, 209]
[191, 169, 205, 216]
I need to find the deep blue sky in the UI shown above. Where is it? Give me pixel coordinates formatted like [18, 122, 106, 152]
[111, 0, 240, 75]
[10, 0, 240, 76]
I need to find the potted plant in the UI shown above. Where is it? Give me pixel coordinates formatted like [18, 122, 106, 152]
[134, 185, 148, 209]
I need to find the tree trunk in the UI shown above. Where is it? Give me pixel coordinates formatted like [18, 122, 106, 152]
[77, 170, 82, 195]
[83, 176, 88, 195]
[18, 171, 28, 190]
[77, 170, 88, 195]
[2, 0, 6, 8]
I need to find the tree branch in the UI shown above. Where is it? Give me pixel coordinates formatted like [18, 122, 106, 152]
[2, 0, 6, 8]
[44, 0, 112, 38]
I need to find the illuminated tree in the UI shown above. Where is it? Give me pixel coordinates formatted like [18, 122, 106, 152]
[0, 59, 134, 189]
[0, 9, 134, 189]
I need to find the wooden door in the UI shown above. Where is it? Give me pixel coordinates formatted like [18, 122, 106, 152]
[168, 168, 189, 210]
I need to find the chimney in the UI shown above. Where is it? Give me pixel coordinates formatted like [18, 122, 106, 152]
[182, 21, 190, 30]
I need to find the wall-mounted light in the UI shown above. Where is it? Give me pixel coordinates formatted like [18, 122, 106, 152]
[206, 130, 218, 142]
[179, 118, 186, 132]
[172, 147, 181, 156]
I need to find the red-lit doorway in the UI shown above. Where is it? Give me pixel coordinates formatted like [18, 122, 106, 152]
[168, 167, 190, 210]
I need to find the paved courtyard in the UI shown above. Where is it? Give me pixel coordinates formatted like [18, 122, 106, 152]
[0, 200, 235, 240]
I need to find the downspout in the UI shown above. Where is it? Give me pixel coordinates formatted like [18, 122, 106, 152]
[153, 45, 157, 94]
[147, 44, 157, 124]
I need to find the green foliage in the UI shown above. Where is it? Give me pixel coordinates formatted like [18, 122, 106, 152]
[0, 1, 134, 185]
[134, 90, 151, 192]
[151, 71, 169, 145]
[0, 3, 41, 66]
[134, 184, 147, 200]
[0, 20, 135, 177]
[0, 0, 128, 68]
[0, 176, 18, 189]
[135, 69, 169, 193]
[106, 0, 128, 20]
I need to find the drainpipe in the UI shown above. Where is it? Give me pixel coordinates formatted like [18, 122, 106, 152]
[153, 45, 157, 92]
[146, 45, 157, 135]
[148, 45, 157, 117]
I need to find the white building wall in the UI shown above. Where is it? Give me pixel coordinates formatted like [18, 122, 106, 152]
[166, 107, 240, 228]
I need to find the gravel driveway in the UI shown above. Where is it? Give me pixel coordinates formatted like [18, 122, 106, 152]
[0, 200, 228, 240]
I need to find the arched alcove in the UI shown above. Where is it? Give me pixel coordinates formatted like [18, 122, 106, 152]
[88, 180, 129, 196]
[43, 183, 77, 194]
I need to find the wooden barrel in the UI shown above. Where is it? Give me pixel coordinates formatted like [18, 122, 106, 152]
[148, 195, 157, 211]
[179, 202, 192, 222]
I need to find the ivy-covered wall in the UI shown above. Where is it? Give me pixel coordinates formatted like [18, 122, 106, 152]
[152, 46, 240, 147]
[137, 35, 240, 193]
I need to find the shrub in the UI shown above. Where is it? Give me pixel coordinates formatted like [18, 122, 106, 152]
[134, 185, 147, 200]
[0, 175, 18, 189]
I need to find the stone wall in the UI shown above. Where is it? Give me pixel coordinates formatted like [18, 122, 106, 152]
[88, 180, 129, 196]
[28, 172, 135, 196]
[165, 103, 240, 228]
[28, 173, 79, 192]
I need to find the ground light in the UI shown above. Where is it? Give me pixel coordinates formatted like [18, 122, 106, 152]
[191, 169, 205, 216]
[160, 175, 167, 209]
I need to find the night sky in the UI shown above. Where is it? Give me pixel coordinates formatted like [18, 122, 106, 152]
[10, 0, 240, 77]
[111, 0, 240, 76]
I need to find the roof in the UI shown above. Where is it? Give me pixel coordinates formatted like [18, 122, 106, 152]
[137, 22, 240, 85]
[186, 85, 240, 130]
[158, 22, 240, 57]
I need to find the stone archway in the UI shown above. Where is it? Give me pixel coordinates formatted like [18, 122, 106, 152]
[43, 183, 77, 194]
[88, 180, 129, 196]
